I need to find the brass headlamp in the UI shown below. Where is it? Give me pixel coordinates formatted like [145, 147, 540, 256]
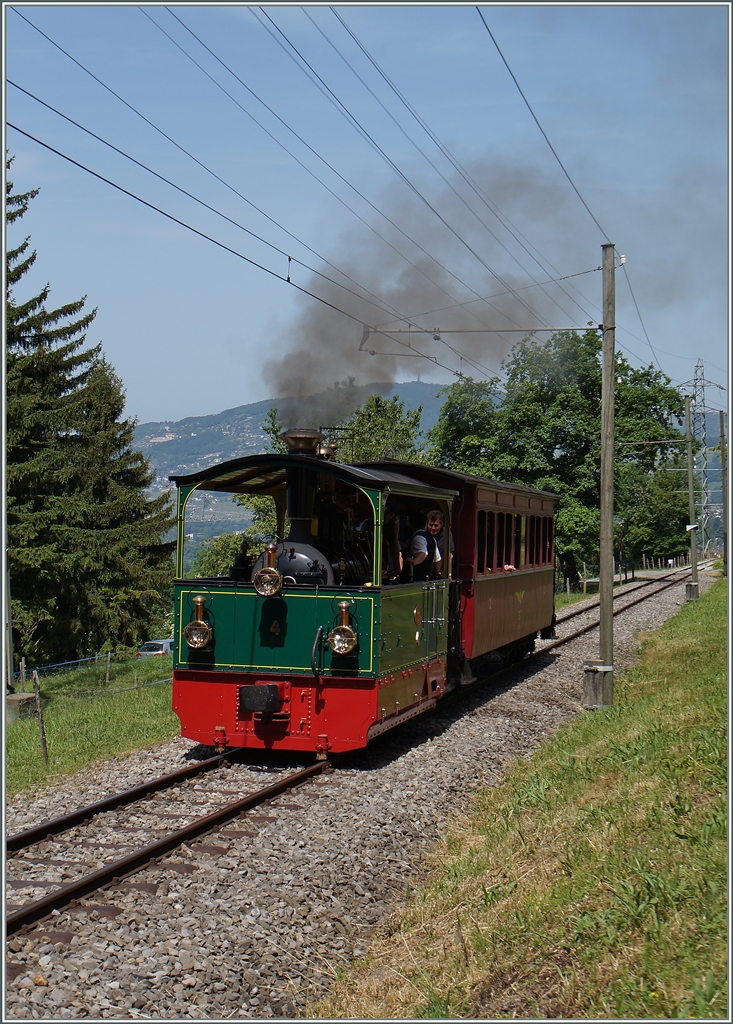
[327, 600, 357, 655]
[184, 594, 213, 649]
[253, 542, 283, 597]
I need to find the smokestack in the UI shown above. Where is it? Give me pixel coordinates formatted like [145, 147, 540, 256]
[280, 428, 325, 454]
[280, 429, 324, 544]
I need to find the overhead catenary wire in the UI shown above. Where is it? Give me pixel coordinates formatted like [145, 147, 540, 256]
[303, 7, 584, 330]
[162, 5, 653, 373]
[620, 264, 663, 372]
[374, 266, 603, 329]
[7, 79, 421, 328]
[8, 122, 473, 381]
[9, 9, 419, 328]
[12, 4, 485, 331]
[474, 6, 675, 376]
[476, 6, 611, 243]
[328, 27, 667, 367]
[155, 5, 532, 336]
[328, 6, 680, 376]
[252, 5, 552, 332]
[329, 5, 603, 327]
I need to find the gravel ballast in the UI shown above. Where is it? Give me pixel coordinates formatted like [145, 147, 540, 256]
[5, 571, 718, 1019]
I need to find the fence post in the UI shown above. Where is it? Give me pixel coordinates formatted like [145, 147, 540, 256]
[19, 656, 26, 694]
[134, 668, 139, 691]
[106, 651, 111, 686]
[32, 670, 49, 766]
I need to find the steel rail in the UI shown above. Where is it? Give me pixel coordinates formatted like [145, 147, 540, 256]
[540, 575, 688, 654]
[555, 561, 714, 626]
[6, 750, 239, 853]
[6, 761, 328, 937]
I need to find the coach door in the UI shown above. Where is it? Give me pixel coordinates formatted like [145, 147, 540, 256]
[422, 581, 447, 660]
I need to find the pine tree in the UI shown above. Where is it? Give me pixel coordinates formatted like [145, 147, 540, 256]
[6, 161, 175, 662]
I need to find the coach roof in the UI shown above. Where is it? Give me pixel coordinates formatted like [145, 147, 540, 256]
[354, 460, 559, 501]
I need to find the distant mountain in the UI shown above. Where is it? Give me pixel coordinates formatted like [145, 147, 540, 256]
[134, 381, 447, 489]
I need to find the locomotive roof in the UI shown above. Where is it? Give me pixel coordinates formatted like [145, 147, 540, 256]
[170, 453, 458, 501]
[354, 460, 559, 500]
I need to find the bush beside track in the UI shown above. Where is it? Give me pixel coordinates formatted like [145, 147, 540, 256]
[320, 577, 728, 1019]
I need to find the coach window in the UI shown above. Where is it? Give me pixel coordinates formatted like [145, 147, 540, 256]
[545, 517, 554, 564]
[505, 514, 514, 569]
[486, 511, 495, 573]
[528, 516, 535, 567]
[477, 510, 486, 574]
[495, 512, 505, 570]
[513, 515, 522, 568]
[541, 517, 548, 565]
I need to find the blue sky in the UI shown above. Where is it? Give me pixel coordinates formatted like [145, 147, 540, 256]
[5, 3, 729, 425]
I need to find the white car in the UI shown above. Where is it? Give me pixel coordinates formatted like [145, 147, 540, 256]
[137, 639, 174, 658]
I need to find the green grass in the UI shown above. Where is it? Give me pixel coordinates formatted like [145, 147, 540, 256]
[321, 578, 728, 1019]
[6, 677, 180, 797]
[554, 588, 595, 611]
[14, 651, 174, 697]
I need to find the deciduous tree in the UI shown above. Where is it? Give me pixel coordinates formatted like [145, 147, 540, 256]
[428, 331, 686, 572]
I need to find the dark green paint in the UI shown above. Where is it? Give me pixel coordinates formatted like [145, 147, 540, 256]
[174, 581, 448, 679]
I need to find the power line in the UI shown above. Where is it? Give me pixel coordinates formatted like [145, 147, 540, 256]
[473, 8, 686, 383]
[157, 5, 529, 334]
[8, 122, 481, 383]
[6, 124, 374, 333]
[476, 6, 610, 242]
[251, 5, 547, 331]
[303, 6, 583, 330]
[327, 5, 601, 328]
[620, 264, 663, 372]
[7, 79, 417, 327]
[13, 4, 479, 328]
[374, 266, 603, 328]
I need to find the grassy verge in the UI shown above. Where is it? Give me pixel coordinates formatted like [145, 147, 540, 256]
[554, 589, 595, 611]
[13, 652, 174, 697]
[320, 578, 727, 1019]
[6, 678, 180, 797]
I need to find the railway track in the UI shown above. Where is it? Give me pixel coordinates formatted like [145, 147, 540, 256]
[543, 561, 715, 653]
[6, 758, 329, 938]
[554, 560, 715, 627]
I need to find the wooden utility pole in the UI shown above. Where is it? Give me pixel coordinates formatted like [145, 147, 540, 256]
[685, 395, 699, 600]
[584, 243, 615, 708]
[720, 410, 727, 577]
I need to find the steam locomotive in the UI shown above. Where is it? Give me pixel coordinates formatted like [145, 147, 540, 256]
[171, 429, 557, 757]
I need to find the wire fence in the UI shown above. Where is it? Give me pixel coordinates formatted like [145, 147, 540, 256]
[8, 647, 174, 708]
[12, 648, 144, 681]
